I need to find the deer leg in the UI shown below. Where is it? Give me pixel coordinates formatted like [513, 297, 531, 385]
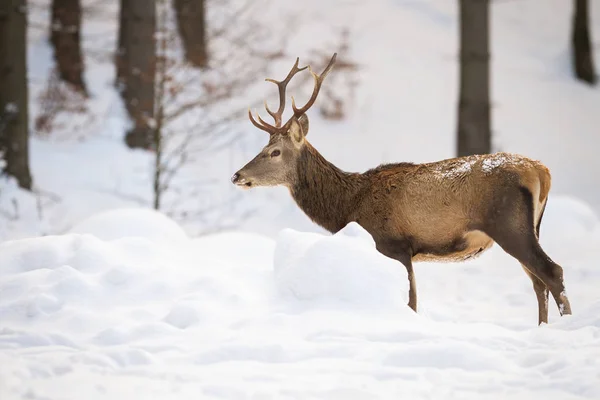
[495, 234, 571, 317]
[376, 239, 417, 312]
[526, 198, 549, 325]
[484, 187, 572, 320]
[522, 265, 549, 325]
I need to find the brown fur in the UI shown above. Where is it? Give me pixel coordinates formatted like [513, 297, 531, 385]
[289, 148, 547, 264]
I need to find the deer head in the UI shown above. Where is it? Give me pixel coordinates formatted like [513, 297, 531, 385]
[231, 53, 337, 189]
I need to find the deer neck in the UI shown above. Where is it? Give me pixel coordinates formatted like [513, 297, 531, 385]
[289, 142, 365, 233]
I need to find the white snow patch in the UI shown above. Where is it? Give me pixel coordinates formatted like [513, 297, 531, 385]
[432, 156, 478, 179]
[4, 102, 18, 113]
[542, 196, 600, 238]
[69, 208, 188, 242]
[274, 222, 410, 311]
[481, 154, 509, 173]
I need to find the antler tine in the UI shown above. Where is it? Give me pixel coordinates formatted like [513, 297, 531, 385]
[248, 108, 279, 135]
[291, 52, 337, 117]
[264, 57, 308, 127]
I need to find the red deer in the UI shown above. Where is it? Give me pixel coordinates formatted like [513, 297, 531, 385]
[231, 53, 572, 325]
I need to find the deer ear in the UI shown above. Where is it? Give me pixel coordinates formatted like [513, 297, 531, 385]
[288, 116, 307, 143]
[298, 114, 309, 137]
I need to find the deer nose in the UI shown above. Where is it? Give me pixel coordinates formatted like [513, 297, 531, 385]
[231, 172, 244, 184]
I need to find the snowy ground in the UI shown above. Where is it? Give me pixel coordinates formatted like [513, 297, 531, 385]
[1, 200, 600, 399]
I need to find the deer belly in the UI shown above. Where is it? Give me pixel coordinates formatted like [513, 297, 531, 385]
[412, 230, 494, 263]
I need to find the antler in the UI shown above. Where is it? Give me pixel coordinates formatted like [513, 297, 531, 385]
[265, 57, 307, 127]
[248, 53, 337, 135]
[291, 53, 337, 117]
[248, 57, 306, 135]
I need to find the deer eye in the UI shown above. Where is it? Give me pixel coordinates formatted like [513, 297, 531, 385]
[270, 149, 281, 157]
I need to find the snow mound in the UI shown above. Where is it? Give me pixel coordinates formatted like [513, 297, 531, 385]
[0, 234, 116, 274]
[191, 231, 276, 271]
[1, 214, 600, 399]
[274, 222, 410, 311]
[542, 196, 600, 238]
[68, 208, 188, 242]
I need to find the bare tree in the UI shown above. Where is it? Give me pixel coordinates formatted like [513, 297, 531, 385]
[149, 0, 295, 229]
[50, 0, 87, 94]
[117, 0, 157, 149]
[173, 0, 207, 68]
[116, 0, 127, 87]
[571, 0, 596, 85]
[152, 0, 169, 210]
[0, 0, 33, 190]
[151, 0, 266, 210]
[456, 0, 491, 157]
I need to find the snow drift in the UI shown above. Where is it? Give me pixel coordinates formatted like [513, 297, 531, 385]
[2, 197, 600, 399]
[274, 222, 411, 312]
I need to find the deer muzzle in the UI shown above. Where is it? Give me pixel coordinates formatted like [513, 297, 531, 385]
[231, 172, 253, 188]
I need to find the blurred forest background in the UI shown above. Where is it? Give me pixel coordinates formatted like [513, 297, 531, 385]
[0, 0, 599, 240]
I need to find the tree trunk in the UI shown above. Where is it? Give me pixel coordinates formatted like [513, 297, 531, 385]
[173, 0, 207, 68]
[50, 0, 86, 94]
[571, 0, 597, 85]
[115, 0, 127, 89]
[117, 0, 156, 149]
[153, 2, 169, 210]
[456, 0, 491, 157]
[0, 0, 33, 190]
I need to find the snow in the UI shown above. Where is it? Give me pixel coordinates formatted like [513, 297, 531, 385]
[430, 153, 536, 179]
[69, 207, 188, 242]
[1, 205, 600, 399]
[1, 0, 600, 397]
[274, 222, 410, 310]
[432, 156, 478, 179]
[481, 155, 506, 173]
[4, 103, 18, 114]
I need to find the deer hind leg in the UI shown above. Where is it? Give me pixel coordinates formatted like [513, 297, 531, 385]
[483, 187, 571, 321]
[526, 197, 549, 325]
[522, 265, 549, 325]
[376, 238, 417, 312]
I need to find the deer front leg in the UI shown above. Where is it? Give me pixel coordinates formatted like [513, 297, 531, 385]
[376, 239, 417, 312]
[404, 261, 417, 312]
